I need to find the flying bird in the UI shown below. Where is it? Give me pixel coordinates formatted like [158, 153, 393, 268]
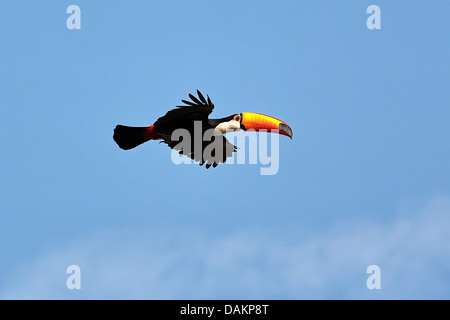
[113, 90, 293, 168]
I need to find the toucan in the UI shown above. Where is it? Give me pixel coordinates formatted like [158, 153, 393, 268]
[113, 90, 293, 168]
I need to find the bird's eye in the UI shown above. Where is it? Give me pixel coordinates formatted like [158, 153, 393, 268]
[235, 116, 240, 122]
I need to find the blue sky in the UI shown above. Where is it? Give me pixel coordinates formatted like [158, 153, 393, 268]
[0, 1, 449, 299]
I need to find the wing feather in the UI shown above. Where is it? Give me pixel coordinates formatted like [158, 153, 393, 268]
[197, 90, 207, 104]
[159, 134, 237, 169]
[155, 91, 233, 168]
[154, 90, 214, 130]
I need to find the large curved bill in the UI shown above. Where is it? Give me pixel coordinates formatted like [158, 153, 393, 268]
[240, 112, 293, 139]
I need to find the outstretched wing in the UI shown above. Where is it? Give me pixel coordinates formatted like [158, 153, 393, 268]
[161, 133, 238, 169]
[153, 90, 214, 132]
[155, 91, 236, 168]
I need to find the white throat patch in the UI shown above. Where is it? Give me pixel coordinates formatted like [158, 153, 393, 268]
[214, 120, 241, 135]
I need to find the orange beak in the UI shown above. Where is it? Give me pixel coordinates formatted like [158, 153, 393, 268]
[240, 112, 293, 139]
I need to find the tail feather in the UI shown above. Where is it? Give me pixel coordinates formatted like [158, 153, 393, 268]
[113, 125, 149, 150]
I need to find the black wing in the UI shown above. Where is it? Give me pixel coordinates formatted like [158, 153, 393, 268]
[155, 91, 237, 168]
[153, 90, 214, 133]
[161, 133, 238, 169]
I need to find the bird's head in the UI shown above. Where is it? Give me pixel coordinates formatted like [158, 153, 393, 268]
[214, 113, 293, 139]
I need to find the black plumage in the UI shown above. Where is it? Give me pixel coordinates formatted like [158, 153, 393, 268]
[154, 90, 237, 169]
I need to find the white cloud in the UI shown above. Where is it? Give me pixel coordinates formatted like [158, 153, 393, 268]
[2, 197, 450, 299]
